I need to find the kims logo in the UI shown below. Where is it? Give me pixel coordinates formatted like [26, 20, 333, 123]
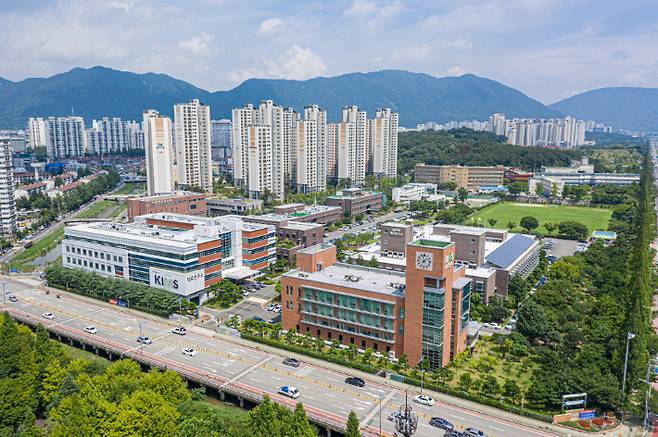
[153, 274, 179, 290]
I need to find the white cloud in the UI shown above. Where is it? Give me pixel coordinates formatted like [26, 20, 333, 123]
[230, 45, 326, 84]
[392, 43, 433, 62]
[344, 0, 403, 20]
[259, 18, 286, 35]
[177, 32, 214, 55]
[448, 66, 467, 76]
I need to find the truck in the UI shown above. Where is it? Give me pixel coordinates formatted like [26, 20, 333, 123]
[277, 386, 300, 399]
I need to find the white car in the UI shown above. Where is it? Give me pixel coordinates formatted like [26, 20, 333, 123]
[172, 326, 187, 335]
[84, 325, 98, 334]
[413, 395, 435, 406]
[182, 348, 197, 357]
[42, 312, 54, 320]
[266, 303, 277, 311]
[278, 386, 300, 399]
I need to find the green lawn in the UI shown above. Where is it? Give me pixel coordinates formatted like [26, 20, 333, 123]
[470, 202, 612, 234]
[113, 182, 145, 195]
[75, 200, 115, 219]
[9, 225, 64, 271]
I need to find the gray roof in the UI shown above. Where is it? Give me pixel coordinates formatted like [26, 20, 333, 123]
[485, 234, 535, 269]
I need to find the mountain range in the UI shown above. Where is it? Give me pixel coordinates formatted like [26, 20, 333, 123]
[0, 66, 655, 131]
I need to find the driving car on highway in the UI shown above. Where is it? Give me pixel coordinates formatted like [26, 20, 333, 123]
[182, 348, 197, 357]
[345, 376, 365, 387]
[464, 428, 487, 437]
[8, 295, 17, 302]
[413, 394, 435, 406]
[172, 326, 187, 335]
[136, 336, 152, 344]
[42, 312, 54, 320]
[278, 386, 300, 399]
[283, 357, 300, 367]
[84, 325, 98, 334]
[429, 417, 453, 430]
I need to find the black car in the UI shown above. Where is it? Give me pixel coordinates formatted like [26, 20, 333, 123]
[345, 376, 365, 387]
[429, 417, 454, 430]
[464, 428, 487, 437]
[283, 357, 300, 367]
[251, 316, 265, 322]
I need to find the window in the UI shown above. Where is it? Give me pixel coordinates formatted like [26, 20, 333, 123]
[424, 277, 437, 288]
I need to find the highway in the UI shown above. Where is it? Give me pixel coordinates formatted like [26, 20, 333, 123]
[1, 277, 566, 437]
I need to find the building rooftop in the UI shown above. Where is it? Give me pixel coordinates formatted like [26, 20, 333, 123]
[412, 239, 452, 248]
[66, 221, 213, 249]
[134, 191, 205, 201]
[328, 189, 382, 199]
[485, 234, 536, 269]
[285, 262, 406, 296]
[137, 212, 271, 232]
[465, 266, 497, 278]
[298, 243, 334, 255]
[207, 197, 262, 205]
[282, 221, 323, 231]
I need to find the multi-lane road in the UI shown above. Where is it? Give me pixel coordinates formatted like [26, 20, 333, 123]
[2, 277, 570, 437]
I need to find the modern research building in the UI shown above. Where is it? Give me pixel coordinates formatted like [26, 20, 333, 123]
[62, 213, 275, 302]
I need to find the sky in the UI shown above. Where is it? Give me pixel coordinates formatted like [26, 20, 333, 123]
[1, 0, 657, 103]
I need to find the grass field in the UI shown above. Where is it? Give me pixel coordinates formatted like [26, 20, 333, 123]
[113, 182, 145, 195]
[9, 225, 64, 271]
[470, 202, 612, 234]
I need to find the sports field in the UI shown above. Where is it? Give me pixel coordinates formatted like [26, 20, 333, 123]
[470, 202, 612, 234]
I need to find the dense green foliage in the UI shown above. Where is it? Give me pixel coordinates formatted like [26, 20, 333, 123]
[398, 129, 577, 175]
[205, 280, 243, 309]
[515, 152, 657, 413]
[44, 264, 183, 317]
[247, 396, 316, 437]
[0, 314, 257, 436]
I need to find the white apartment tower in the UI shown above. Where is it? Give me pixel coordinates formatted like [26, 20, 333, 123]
[0, 140, 16, 237]
[369, 108, 398, 179]
[174, 99, 212, 192]
[341, 106, 368, 185]
[87, 117, 144, 155]
[143, 110, 174, 196]
[27, 118, 48, 149]
[44, 116, 86, 158]
[334, 121, 357, 183]
[232, 100, 295, 200]
[299, 105, 327, 192]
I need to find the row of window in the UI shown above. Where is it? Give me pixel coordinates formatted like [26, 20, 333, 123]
[64, 244, 123, 263]
[66, 256, 118, 274]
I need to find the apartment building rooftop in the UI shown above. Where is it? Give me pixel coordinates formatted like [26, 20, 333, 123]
[285, 262, 406, 296]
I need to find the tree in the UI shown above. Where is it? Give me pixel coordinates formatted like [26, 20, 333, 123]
[54, 177, 64, 187]
[516, 300, 550, 342]
[519, 216, 539, 232]
[507, 181, 528, 195]
[457, 187, 468, 203]
[557, 221, 588, 240]
[458, 373, 473, 392]
[543, 222, 556, 234]
[550, 182, 558, 198]
[506, 221, 516, 230]
[487, 218, 497, 227]
[345, 411, 360, 437]
[283, 403, 316, 437]
[507, 275, 528, 302]
[248, 396, 280, 437]
[503, 379, 521, 400]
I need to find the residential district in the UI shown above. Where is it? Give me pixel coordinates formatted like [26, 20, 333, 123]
[0, 97, 656, 437]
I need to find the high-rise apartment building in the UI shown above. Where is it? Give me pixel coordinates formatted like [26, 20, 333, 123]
[86, 117, 144, 155]
[0, 140, 16, 238]
[143, 110, 175, 196]
[44, 116, 86, 158]
[232, 100, 296, 200]
[27, 118, 48, 149]
[211, 119, 232, 172]
[333, 121, 357, 182]
[370, 108, 398, 178]
[301, 105, 327, 192]
[340, 106, 368, 185]
[174, 99, 212, 192]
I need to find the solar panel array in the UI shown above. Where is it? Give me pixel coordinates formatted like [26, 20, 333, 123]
[485, 234, 535, 269]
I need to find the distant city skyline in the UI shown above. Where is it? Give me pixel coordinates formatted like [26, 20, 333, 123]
[1, 1, 657, 103]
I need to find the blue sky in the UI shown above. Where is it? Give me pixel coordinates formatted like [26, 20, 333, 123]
[1, 0, 656, 103]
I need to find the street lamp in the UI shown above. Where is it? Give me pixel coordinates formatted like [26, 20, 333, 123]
[622, 332, 636, 395]
[139, 321, 144, 354]
[394, 391, 417, 437]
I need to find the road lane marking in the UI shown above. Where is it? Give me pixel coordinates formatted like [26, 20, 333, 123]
[47, 308, 104, 329]
[221, 355, 274, 389]
[360, 389, 397, 427]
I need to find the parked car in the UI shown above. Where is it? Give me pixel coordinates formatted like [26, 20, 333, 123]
[464, 428, 487, 437]
[136, 336, 152, 344]
[84, 325, 98, 334]
[278, 386, 300, 399]
[266, 303, 277, 311]
[172, 326, 187, 335]
[42, 312, 54, 320]
[413, 395, 435, 406]
[182, 348, 197, 357]
[345, 376, 365, 387]
[268, 315, 282, 324]
[429, 417, 454, 430]
[251, 316, 265, 322]
[283, 357, 300, 367]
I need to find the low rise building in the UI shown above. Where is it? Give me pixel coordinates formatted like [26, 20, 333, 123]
[246, 204, 342, 227]
[529, 173, 640, 197]
[505, 167, 533, 182]
[281, 240, 470, 367]
[415, 164, 504, 191]
[62, 213, 276, 301]
[206, 198, 262, 216]
[326, 188, 384, 216]
[392, 183, 446, 205]
[127, 192, 207, 222]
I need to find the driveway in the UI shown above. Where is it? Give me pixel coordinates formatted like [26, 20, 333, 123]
[202, 283, 277, 323]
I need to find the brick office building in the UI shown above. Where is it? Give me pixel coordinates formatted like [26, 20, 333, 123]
[325, 188, 384, 216]
[281, 240, 470, 368]
[127, 191, 207, 222]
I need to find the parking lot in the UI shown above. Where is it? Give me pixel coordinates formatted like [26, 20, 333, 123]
[543, 237, 580, 259]
[203, 282, 280, 324]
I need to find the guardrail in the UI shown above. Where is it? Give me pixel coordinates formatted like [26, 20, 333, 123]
[7, 307, 390, 437]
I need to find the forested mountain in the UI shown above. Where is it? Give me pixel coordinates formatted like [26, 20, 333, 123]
[0, 66, 560, 128]
[398, 129, 579, 174]
[550, 87, 658, 131]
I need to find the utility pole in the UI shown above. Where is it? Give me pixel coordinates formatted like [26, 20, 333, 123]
[379, 392, 382, 437]
[622, 332, 636, 395]
[2, 282, 6, 308]
[139, 321, 144, 354]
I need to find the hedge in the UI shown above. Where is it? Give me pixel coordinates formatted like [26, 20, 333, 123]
[240, 333, 379, 374]
[403, 375, 552, 423]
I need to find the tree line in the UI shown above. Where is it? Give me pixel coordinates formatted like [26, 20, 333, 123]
[397, 129, 578, 175]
